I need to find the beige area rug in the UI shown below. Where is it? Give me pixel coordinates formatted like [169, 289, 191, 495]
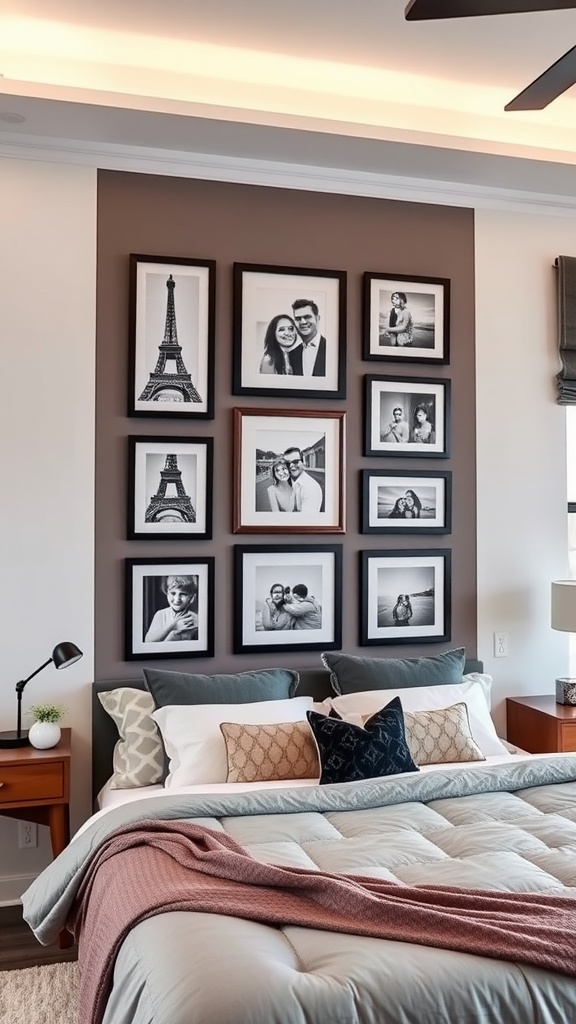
[0, 962, 79, 1024]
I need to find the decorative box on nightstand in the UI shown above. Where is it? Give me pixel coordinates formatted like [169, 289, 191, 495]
[506, 696, 576, 754]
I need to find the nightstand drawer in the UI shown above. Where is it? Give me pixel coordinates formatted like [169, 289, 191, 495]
[560, 723, 576, 751]
[0, 762, 64, 804]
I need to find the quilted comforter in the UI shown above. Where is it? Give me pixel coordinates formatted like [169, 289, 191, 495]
[23, 755, 576, 1024]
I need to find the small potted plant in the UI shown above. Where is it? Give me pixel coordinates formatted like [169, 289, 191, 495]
[27, 703, 67, 749]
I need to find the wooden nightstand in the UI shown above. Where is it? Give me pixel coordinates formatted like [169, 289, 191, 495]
[0, 728, 71, 855]
[506, 696, 576, 753]
[0, 729, 72, 948]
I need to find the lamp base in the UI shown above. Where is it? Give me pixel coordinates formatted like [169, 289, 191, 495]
[0, 730, 30, 748]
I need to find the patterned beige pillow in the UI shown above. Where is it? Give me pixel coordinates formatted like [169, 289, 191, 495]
[403, 702, 485, 766]
[98, 688, 164, 789]
[220, 721, 320, 783]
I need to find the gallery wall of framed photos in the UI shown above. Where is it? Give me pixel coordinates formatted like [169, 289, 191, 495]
[94, 170, 477, 679]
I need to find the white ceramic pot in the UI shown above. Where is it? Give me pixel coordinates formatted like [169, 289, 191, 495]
[28, 721, 61, 749]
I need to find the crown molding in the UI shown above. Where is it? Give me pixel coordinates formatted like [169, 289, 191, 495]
[2, 131, 576, 217]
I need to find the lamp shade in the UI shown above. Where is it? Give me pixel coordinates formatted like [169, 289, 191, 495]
[551, 581, 576, 632]
[52, 641, 83, 670]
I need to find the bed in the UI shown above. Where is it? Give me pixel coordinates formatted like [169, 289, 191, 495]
[22, 652, 576, 1024]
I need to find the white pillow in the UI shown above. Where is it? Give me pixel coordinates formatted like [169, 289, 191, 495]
[152, 696, 315, 788]
[327, 677, 508, 757]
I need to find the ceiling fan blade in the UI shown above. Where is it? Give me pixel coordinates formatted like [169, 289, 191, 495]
[505, 44, 576, 108]
[405, 1, 576, 19]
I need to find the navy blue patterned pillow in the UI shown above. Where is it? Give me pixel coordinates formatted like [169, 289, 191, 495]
[307, 696, 419, 785]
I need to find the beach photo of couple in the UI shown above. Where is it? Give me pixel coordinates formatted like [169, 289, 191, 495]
[361, 551, 450, 647]
[233, 263, 346, 399]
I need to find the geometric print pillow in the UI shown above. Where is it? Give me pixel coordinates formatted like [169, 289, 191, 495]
[403, 702, 486, 766]
[306, 696, 419, 786]
[220, 720, 320, 783]
[97, 688, 164, 789]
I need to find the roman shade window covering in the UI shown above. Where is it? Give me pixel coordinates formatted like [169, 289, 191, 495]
[556, 256, 576, 404]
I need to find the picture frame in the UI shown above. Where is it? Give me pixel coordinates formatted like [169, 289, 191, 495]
[129, 254, 216, 419]
[233, 408, 346, 533]
[361, 469, 452, 535]
[360, 549, 451, 646]
[363, 272, 450, 364]
[232, 262, 346, 399]
[127, 435, 213, 540]
[233, 544, 342, 654]
[125, 557, 214, 660]
[365, 374, 450, 458]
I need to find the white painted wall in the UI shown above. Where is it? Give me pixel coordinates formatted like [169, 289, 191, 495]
[0, 157, 96, 902]
[475, 209, 572, 734]
[0, 151, 574, 901]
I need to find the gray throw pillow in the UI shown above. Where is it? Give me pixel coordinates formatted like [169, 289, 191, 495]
[98, 687, 164, 789]
[142, 667, 300, 708]
[321, 648, 466, 696]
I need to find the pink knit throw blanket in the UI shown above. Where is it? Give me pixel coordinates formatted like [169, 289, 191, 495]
[69, 819, 576, 1024]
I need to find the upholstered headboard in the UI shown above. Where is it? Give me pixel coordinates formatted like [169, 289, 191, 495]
[92, 659, 483, 803]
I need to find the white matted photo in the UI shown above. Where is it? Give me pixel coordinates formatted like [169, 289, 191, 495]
[233, 263, 346, 398]
[365, 374, 450, 458]
[233, 408, 345, 533]
[129, 254, 215, 418]
[361, 470, 452, 535]
[361, 549, 450, 646]
[363, 272, 449, 363]
[125, 557, 214, 660]
[234, 545, 342, 654]
[128, 436, 213, 540]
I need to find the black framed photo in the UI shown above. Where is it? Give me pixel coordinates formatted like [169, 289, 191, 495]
[233, 408, 346, 533]
[361, 469, 452, 535]
[125, 557, 214, 660]
[365, 374, 450, 458]
[127, 436, 213, 540]
[360, 549, 451, 646]
[234, 544, 342, 654]
[232, 262, 346, 399]
[363, 272, 450, 364]
[129, 254, 216, 419]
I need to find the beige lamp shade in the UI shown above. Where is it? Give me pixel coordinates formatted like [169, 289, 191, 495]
[551, 580, 576, 632]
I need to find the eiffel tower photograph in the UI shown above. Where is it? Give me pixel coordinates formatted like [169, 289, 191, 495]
[130, 256, 215, 418]
[129, 436, 214, 540]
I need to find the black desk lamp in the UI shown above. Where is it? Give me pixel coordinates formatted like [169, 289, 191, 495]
[0, 641, 83, 749]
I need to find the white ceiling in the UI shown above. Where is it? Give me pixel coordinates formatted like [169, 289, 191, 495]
[2, 1, 576, 198]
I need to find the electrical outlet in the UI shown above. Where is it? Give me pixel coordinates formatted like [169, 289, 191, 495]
[18, 822, 38, 848]
[494, 631, 509, 658]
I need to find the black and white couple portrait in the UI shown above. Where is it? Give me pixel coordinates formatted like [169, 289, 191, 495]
[361, 551, 449, 646]
[364, 273, 449, 364]
[255, 443, 325, 515]
[234, 545, 342, 654]
[362, 471, 451, 535]
[234, 264, 345, 397]
[366, 376, 449, 458]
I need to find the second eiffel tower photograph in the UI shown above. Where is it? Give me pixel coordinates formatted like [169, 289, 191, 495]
[129, 254, 216, 418]
[128, 436, 213, 540]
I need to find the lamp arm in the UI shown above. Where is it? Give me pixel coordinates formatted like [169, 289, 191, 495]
[15, 657, 53, 694]
[14, 657, 53, 738]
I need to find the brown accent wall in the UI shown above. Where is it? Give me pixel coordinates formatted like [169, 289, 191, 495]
[95, 170, 476, 679]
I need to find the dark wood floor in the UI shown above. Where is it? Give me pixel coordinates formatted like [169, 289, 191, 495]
[0, 905, 77, 971]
